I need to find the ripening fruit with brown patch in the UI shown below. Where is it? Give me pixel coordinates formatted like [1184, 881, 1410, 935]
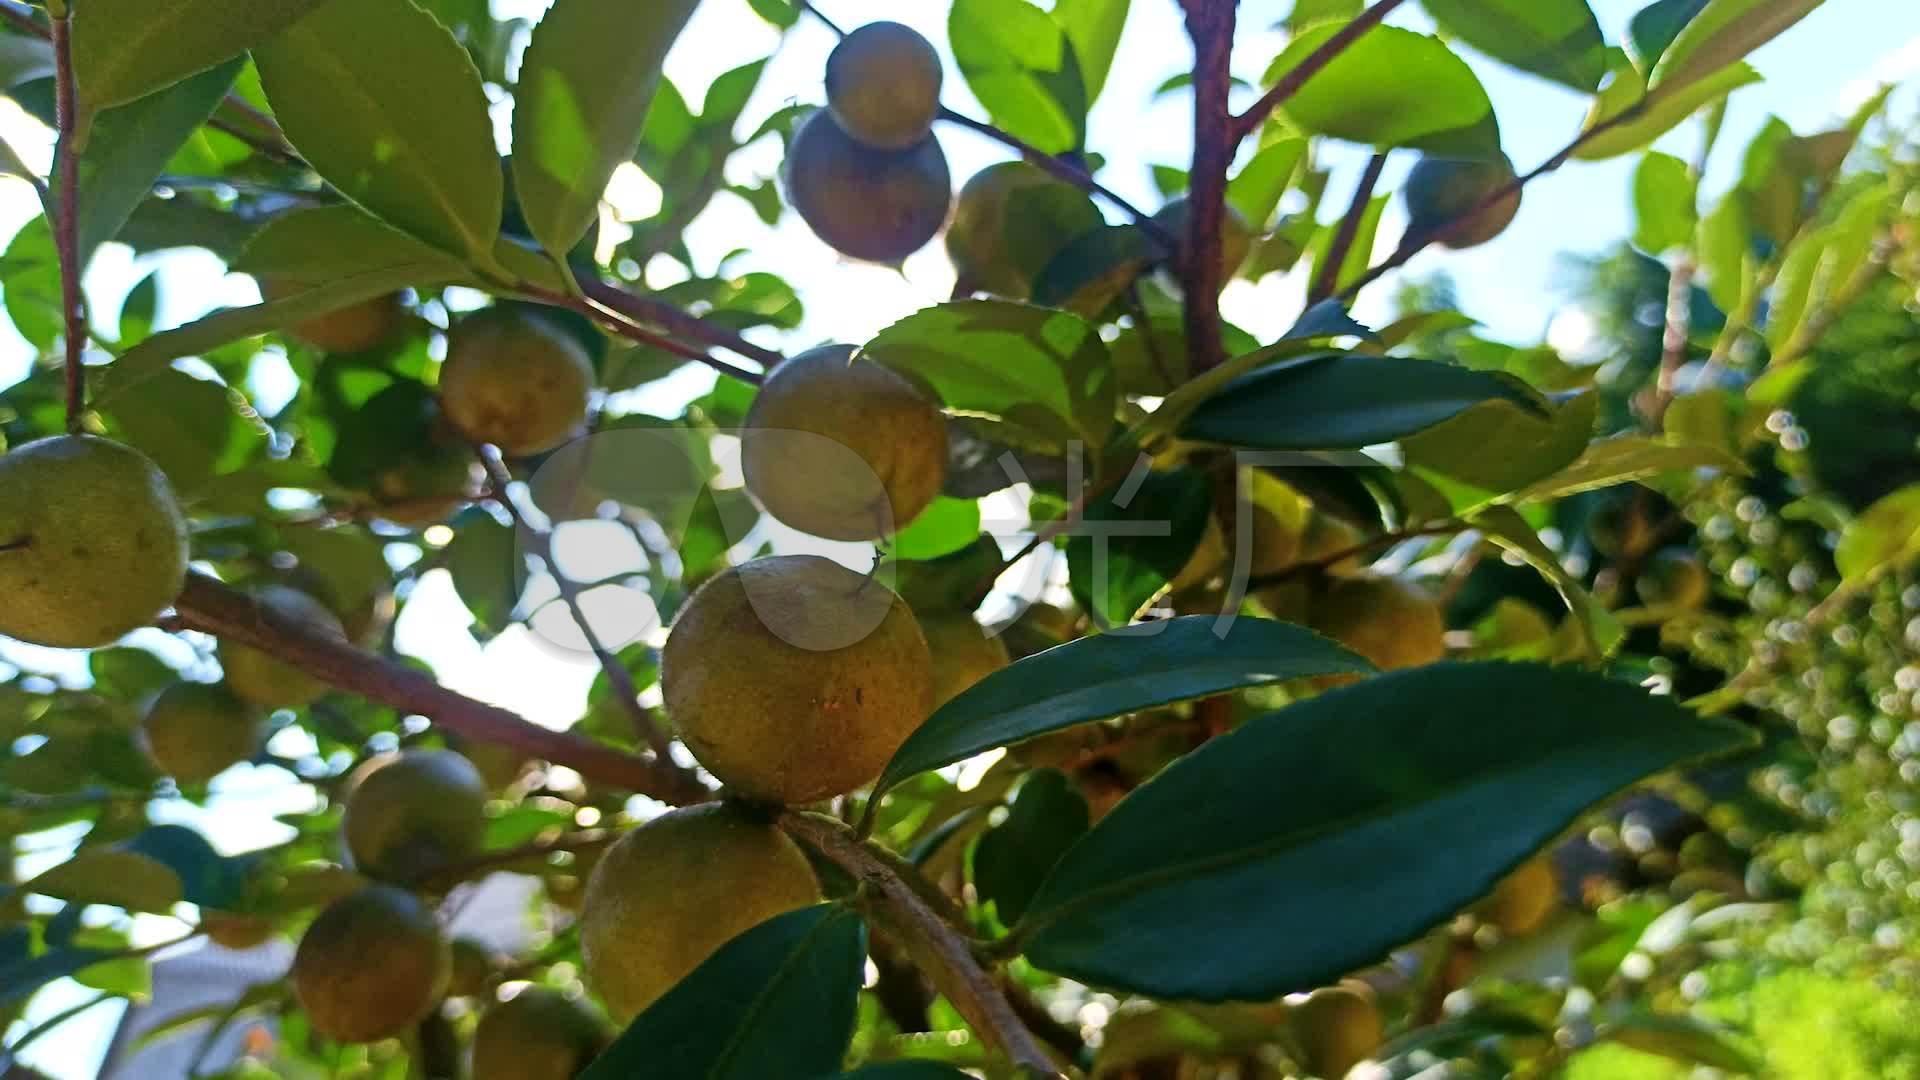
[292, 885, 451, 1043]
[470, 988, 611, 1080]
[783, 109, 951, 264]
[741, 345, 947, 541]
[219, 586, 346, 708]
[439, 307, 594, 457]
[0, 436, 188, 648]
[1309, 575, 1446, 677]
[1404, 153, 1521, 249]
[341, 750, 488, 884]
[826, 21, 942, 150]
[141, 682, 261, 786]
[260, 278, 404, 354]
[579, 803, 821, 1021]
[662, 555, 934, 804]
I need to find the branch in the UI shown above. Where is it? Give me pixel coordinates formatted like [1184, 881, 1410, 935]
[47, 0, 82, 434]
[779, 811, 1062, 1077]
[938, 108, 1174, 250]
[513, 282, 764, 386]
[578, 278, 786, 370]
[169, 572, 711, 805]
[1310, 152, 1387, 303]
[1231, 0, 1411, 142]
[1178, 1, 1237, 372]
[413, 828, 614, 891]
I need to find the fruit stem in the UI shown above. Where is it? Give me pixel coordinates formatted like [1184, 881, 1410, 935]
[794, 0, 846, 38]
[1229, 0, 1412, 143]
[1309, 152, 1387, 304]
[47, 0, 84, 434]
[1176, 0, 1235, 372]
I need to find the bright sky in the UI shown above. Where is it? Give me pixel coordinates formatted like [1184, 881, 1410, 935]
[7, 1, 1918, 1075]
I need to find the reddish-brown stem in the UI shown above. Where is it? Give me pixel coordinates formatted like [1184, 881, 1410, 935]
[1310, 151, 1387, 303]
[48, 4, 82, 434]
[578, 278, 785, 371]
[170, 572, 711, 805]
[1231, 0, 1412, 143]
[514, 282, 764, 386]
[1178, 1, 1236, 372]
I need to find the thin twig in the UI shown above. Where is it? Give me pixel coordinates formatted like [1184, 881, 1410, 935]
[514, 282, 764, 386]
[1645, 120, 1717, 426]
[411, 828, 615, 891]
[47, 1, 82, 434]
[578, 278, 786, 370]
[1310, 152, 1387, 303]
[795, 0, 846, 37]
[779, 811, 1062, 1077]
[170, 572, 711, 804]
[1232, 0, 1412, 142]
[478, 446, 688, 772]
[939, 107, 1173, 249]
[1177, 1, 1236, 372]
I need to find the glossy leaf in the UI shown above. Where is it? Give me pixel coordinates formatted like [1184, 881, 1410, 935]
[1066, 465, 1212, 628]
[513, 0, 701, 258]
[875, 616, 1371, 793]
[1422, 0, 1607, 92]
[1403, 391, 1597, 508]
[1265, 22, 1500, 158]
[256, 0, 502, 263]
[231, 203, 464, 284]
[1649, 0, 1824, 96]
[70, 0, 324, 119]
[1016, 663, 1753, 1000]
[581, 905, 866, 1080]
[1180, 353, 1542, 451]
[1510, 436, 1743, 501]
[1631, 151, 1696, 253]
[1625, 0, 1709, 74]
[951, 0, 1089, 154]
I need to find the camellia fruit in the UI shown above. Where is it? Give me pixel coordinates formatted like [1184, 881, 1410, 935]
[918, 612, 1011, 708]
[1152, 196, 1254, 279]
[662, 555, 935, 804]
[292, 885, 451, 1043]
[470, 987, 611, 1080]
[439, 307, 595, 457]
[141, 681, 261, 786]
[947, 161, 1102, 298]
[783, 109, 951, 264]
[260, 278, 404, 354]
[1309, 575, 1446, 676]
[825, 21, 943, 150]
[341, 749, 489, 884]
[1403, 153, 1522, 249]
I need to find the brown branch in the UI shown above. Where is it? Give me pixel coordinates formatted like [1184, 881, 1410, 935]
[939, 107, 1173, 250]
[778, 811, 1062, 1077]
[1310, 152, 1388, 304]
[1178, 1, 1236, 372]
[1232, 0, 1411, 142]
[578, 278, 786, 370]
[514, 282, 764, 386]
[413, 828, 615, 891]
[170, 571, 711, 805]
[47, 1, 82, 434]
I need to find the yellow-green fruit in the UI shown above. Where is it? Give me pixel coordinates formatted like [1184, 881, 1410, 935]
[1152, 197, 1254, 278]
[784, 109, 951, 264]
[1297, 512, 1367, 575]
[825, 21, 942, 150]
[580, 803, 821, 1021]
[1296, 984, 1383, 1079]
[261, 279, 404, 354]
[342, 750, 488, 884]
[1404, 153, 1521, 250]
[1172, 503, 1307, 595]
[1482, 857, 1561, 937]
[141, 682, 260, 786]
[1309, 575, 1446, 674]
[0, 436, 188, 648]
[741, 345, 947, 541]
[471, 988, 609, 1080]
[219, 586, 346, 707]
[662, 555, 935, 803]
[1637, 547, 1710, 610]
[947, 161, 1103, 298]
[293, 885, 450, 1043]
[202, 912, 276, 951]
[919, 612, 1011, 708]
[440, 308, 595, 457]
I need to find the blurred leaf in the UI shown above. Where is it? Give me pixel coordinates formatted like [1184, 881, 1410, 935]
[951, 0, 1090, 154]
[582, 906, 865, 1080]
[1604, 1009, 1761, 1073]
[1031, 222, 1156, 319]
[442, 507, 523, 633]
[1265, 22, 1501, 158]
[125, 824, 248, 910]
[1766, 181, 1891, 357]
[1631, 151, 1697, 253]
[1510, 436, 1743, 501]
[1423, 0, 1607, 91]
[256, 0, 502, 263]
[1695, 191, 1755, 315]
[70, 0, 324, 119]
[1066, 465, 1211, 627]
[1305, 191, 1387, 297]
[1626, 0, 1709, 75]
[1404, 391, 1597, 508]
[1053, 0, 1130, 105]
[513, 0, 700, 257]
[1226, 137, 1305, 229]
[103, 368, 261, 495]
[72, 953, 149, 997]
[1835, 484, 1920, 586]
[1472, 504, 1623, 658]
[876, 616, 1370, 793]
[746, 0, 801, 29]
[1016, 663, 1753, 1000]
[1649, 0, 1823, 97]
[975, 769, 1089, 924]
[888, 496, 982, 562]
[1575, 61, 1759, 161]
[25, 849, 183, 913]
[117, 273, 158, 346]
[232, 203, 465, 284]
[3, 216, 62, 350]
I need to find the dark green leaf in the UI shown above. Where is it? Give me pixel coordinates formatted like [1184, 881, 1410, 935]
[975, 769, 1089, 924]
[582, 905, 866, 1080]
[1016, 663, 1754, 1000]
[512, 0, 701, 257]
[876, 616, 1371, 793]
[1423, 0, 1607, 91]
[70, 0, 325, 119]
[1066, 465, 1211, 628]
[1265, 22, 1500, 158]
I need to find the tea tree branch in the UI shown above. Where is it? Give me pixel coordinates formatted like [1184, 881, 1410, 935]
[47, 0, 83, 434]
[1178, 0, 1236, 371]
[1310, 151, 1388, 303]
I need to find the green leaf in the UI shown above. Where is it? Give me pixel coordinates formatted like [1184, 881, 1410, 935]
[1053, 0, 1130, 105]
[834, 1067, 977, 1080]
[1631, 151, 1696, 253]
[104, 369, 261, 495]
[25, 849, 184, 913]
[1403, 391, 1597, 509]
[1015, 663, 1753, 1000]
[70, 58, 241, 264]
[887, 496, 983, 562]
[69, 0, 325, 120]
[746, 0, 801, 29]
[875, 616, 1371, 794]
[3, 216, 62, 350]
[1471, 504, 1622, 659]
[231, 203, 465, 284]
[1695, 190, 1755, 315]
[1066, 465, 1212, 628]
[1603, 1009, 1762, 1073]
[1305, 192, 1387, 298]
[1509, 436, 1743, 501]
[1649, 0, 1824, 97]
[581, 905, 866, 1080]
[72, 954, 150, 998]
[124, 825, 248, 911]
[1422, 0, 1607, 92]
[1180, 353, 1542, 451]
[1766, 181, 1891, 356]
[117, 274, 158, 346]
[863, 300, 1116, 454]
[512, 0, 701, 258]
[1835, 484, 1920, 586]
[256, 0, 502, 263]
[1625, 0, 1709, 75]
[1574, 61, 1760, 161]
[1226, 137, 1306, 229]
[442, 508, 524, 632]
[975, 769, 1089, 924]
[950, 0, 1090, 154]
[1264, 22, 1500, 158]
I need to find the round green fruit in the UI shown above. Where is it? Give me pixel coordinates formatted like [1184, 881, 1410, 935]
[0, 436, 188, 648]
[662, 555, 934, 804]
[260, 279, 404, 354]
[219, 586, 346, 708]
[141, 681, 260, 786]
[341, 749, 488, 884]
[1295, 984, 1383, 1080]
[368, 441, 477, 528]
[947, 161, 1103, 298]
[783, 109, 951, 264]
[1403, 154, 1521, 249]
[580, 803, 821, 1021]
[1637, 547, 1710, 610]
[741, 345, 947, 541]
[825, 21, 942, 150]
[1152, 197, 1254, 279]
[471, 988, 610, 1080]
[292, 885, 451, 1043]
[1309, 575, 1446, 676]
[440, 307, 595, 457]
[919, 612, 1011, 708]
